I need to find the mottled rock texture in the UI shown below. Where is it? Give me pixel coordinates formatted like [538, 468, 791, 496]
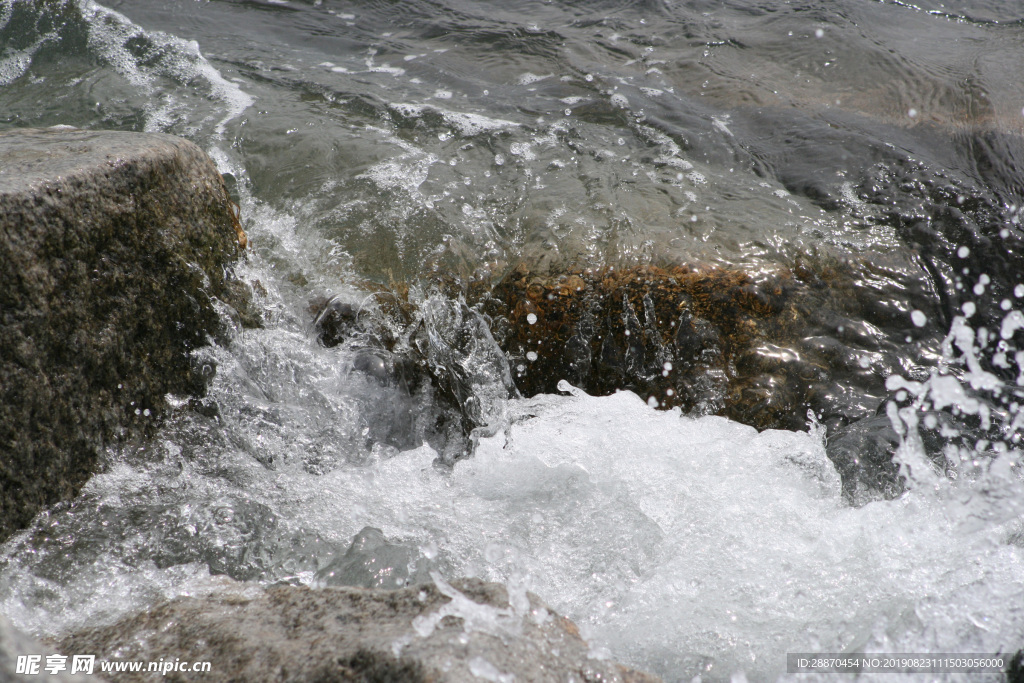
[58, 577, 660, 683]
[0, 127, 245, 542]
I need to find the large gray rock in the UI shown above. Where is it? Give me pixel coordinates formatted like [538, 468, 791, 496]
[58, 577, 660, 683]
[0, 127, 246, 542]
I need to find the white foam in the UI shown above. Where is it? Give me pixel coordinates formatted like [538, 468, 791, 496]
[389, 102, 519, 137]
[517, 72, 551, 85]
[82, 1, 253, 135]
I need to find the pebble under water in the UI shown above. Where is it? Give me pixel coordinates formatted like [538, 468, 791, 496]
[2, 0, 1024, 680]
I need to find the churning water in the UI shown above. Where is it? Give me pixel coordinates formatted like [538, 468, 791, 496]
[2, 0, 1024, 680]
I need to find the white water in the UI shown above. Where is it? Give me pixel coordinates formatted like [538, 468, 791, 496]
[3, 245, 1023, 680]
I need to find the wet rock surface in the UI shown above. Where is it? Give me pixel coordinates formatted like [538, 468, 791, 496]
[0, 127, 247, 542]
[312, 290, 517, 464]
[476, 260, 943, 433]
[312, 256, 917, 439]
[57, 577, 660, 683]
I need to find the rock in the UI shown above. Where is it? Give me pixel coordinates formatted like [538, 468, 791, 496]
[476, 261, 892, 432]
[57, 577, 660, 683]
[0, 127, 246, 542]
[1008, 650, 1024, 683]
[311, 290, 518, 463]
[825, 413, 904, 505]
[311, 257, 912, 440]
[0, 615, 103, 682]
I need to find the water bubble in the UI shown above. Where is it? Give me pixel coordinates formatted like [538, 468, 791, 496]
[911, 310, 927, 327]
[814, 28, 824, 38]
[957, 246, 970, 258]
[527, 313, 538, 325]
[526, 351, 538, 361]
[908, 108, 918, 118]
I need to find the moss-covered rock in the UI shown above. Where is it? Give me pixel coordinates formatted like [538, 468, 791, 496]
[0, 127, 246, 542]
[475, 259, 890, 431]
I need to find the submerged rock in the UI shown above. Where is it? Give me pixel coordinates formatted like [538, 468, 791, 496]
[57, 577, 660, 683]
[0, 128, 247, 542]
[475, 260, 905, 432]
[312, 290, 517, 463]
[310, 256, 909, 453]
[314, 526, 434, 590]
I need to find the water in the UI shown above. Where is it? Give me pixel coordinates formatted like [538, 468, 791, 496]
[2, 0, 1024, 680]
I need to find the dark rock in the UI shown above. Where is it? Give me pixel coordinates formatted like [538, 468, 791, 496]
[309, 292, 516, 463]
[477, 261, 889, 432]
[0, 127, 246, 542]
[312, 294, 369, 349]
[825, 413, 904, 505]
[311, 257, 912, 440]
[1008, 649, 1024, 683]
[57, 577, 661, 683]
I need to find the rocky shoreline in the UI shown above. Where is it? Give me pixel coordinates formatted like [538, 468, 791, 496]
[4, 127, 1021, 682]
[0, 128, 661, 682]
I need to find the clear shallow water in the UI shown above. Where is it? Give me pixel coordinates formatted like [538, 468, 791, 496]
[2, 0, 1024, 680]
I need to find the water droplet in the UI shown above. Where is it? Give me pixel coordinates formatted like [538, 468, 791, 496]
[527, 313, 538, 325]
[911, 310, 927, 327]
[957, 246, 970, 258]
[526, 351, 538, 361]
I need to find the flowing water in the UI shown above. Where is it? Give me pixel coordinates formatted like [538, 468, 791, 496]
[2, 0, 1024, 680]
